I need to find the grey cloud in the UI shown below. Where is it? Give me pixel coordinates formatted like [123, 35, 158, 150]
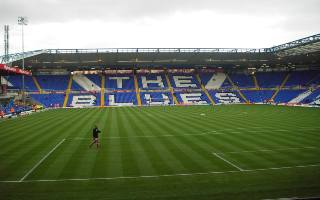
[0, 0, 320, 25]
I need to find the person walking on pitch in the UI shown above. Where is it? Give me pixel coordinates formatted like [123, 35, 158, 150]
[89, 125, 101, 148]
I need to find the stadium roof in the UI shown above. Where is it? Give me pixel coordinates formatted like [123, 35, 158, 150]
[270, 34, 320, 57]
[1, 34, 320, 70]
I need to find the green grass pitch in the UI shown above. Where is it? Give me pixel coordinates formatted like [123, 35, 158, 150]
[0, 105, 320, 200]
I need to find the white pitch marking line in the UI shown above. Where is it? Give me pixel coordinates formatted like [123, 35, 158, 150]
[68, 126, 320, 140]
[215, 146, 318, 154]
[212, 153, 244, 171]
[19, 138, 66, 182]
[262, 196, 320, 200]
[2, 163, 320, 183]
[71, 131, 217, 140]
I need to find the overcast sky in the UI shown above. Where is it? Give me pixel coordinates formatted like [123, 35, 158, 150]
[0, 0, 320, 55]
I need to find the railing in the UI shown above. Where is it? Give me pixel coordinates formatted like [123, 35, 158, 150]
[0, 49, 49, 64]
[1, 32, 319, 63]
[270, 34, 320, 52]
[45, 48, 270, 54]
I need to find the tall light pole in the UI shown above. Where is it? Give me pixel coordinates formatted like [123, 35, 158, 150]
[18, 16, 28, 106]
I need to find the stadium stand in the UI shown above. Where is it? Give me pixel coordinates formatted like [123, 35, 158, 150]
[30, 94, 65, 107]
[175, 92, 209, 105]
[86, 74, 102, 88]
[307, 72, 320, 86]
[72, 75, 101, 91]
[6, 75, 38, 91]
[241, 90, 274, 103]
[255, 72, 287, 88]
[36, 75, 69, 91]
[289, 89, 313, 104]
[168, 74, 200, 89]
[138, 74, 168, 89]
[285, 71, 319, 87]
[105, 75, 135, 90]
[274, 89, 306, 103]
[3, 69, 320, 108]
[229, 73, 255, 88]
[68, 93, 100, 107]
[140, 92, 172, 105]
[199, 72, 231, 89]
[300, 88, 320, 105]
[105, 92, 137, 106]
[208, 90, 244, 104]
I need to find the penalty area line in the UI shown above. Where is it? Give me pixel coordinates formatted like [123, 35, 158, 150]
[212, 153, 244, 171]
[1, 163, 320, 183]
[19, 138, 66, 182]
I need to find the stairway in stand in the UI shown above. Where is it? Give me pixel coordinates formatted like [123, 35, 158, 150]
[133, 74, 142, 106]
[32, 76, 43, 93]
[270, 73, 291, 101]
[63, 75, 73, 108]
[196, 74, 215, 105]
[165, 73, 178, 105]
[226, 74, 249, 103]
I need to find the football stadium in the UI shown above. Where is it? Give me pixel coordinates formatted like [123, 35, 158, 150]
[1, 34, 320, 200]
[1, 1, 320, 200]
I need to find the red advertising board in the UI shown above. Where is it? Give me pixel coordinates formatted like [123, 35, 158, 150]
[0, 64, 32, 76]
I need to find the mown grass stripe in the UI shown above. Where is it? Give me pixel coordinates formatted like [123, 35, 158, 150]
[128, 107, 180, 175]
[42, 109, 101, 180]
[142, 108, 214, 173]
[19, 138, 66, 182]
[102, 108, 123, 177]
[0, 110, 84, 180]
[117, 108, 141, 177]
[150, 107, 238, 171]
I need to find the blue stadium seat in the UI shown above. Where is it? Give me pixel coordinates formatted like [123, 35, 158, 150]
[199, 73, 231, 89]
[138, 74, 168, 89]
[140, 92, 173, 105]
[209, 91, 245, 104]
[242, 90, 274, 103]
[168, 74, 200, 89]
[68, 93, 100, 107]
[86, 75, 101, 87]
[301, 88, 320, 104]
[30, 94, 65, 107]
[6, 75, 38, 91]
[229, 74, 255, 88]
[274, 90, 306, 103]
[105, 92, 137, 106]
[36, 75, 69, 91]
[255, 72, 287, 88]
[285, 71, 319, 87]
[175, 92, 209, 104]
[105, 75, 135, 90]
